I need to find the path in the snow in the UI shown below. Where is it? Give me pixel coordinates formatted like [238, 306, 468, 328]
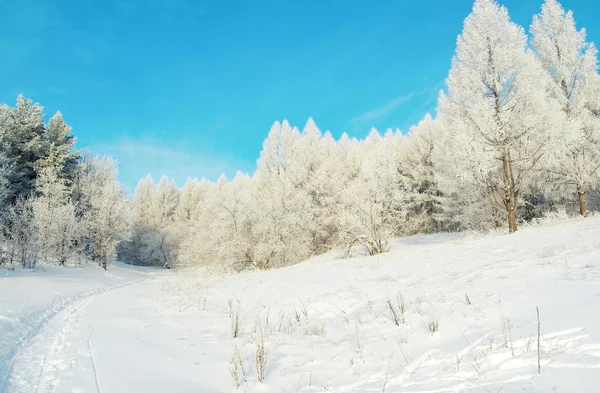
[6, 283, 143, 393]
[5, 274, 230, 393]
[0, 264, 154, 393]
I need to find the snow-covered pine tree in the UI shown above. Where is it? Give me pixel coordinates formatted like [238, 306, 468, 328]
[437, 0, 561, 232]
[531, 0, 600, 216]
[36, 111, 79, 186]
[0, 95, 45, 201]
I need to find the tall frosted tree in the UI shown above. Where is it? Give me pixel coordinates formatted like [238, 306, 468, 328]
[531, 0, 600, 216]
[32, 166, 78, 265]
[251, 120, 313, 268]
[37, 111, 79, 184]
[401, 114, 444, 233]
[0, 95, 45, 200]
[338, 128, 407, 255]
[78, 156, 130, 269]
[175, 177, 209, 223]
[437, 0, 560, 232]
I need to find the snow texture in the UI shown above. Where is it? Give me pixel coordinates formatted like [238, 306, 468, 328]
[1, 217, 600, 392]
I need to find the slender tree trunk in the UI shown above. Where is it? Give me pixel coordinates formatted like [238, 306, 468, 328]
[577, 186, 589, 217]
[502, 153, 519, 233]
[508, 205, 518, 233]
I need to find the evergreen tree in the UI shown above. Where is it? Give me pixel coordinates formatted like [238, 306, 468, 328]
[0, 95, 45, 201]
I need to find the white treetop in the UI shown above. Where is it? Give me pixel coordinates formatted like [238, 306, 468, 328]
[531, 0, 600, 216]
[437, 0, 561, 232]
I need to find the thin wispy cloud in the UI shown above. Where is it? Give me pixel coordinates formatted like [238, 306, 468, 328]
[350, 93, 415, 126]
[93, 137, 253, 192]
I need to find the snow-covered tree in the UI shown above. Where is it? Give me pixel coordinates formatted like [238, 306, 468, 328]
[401, 114, 444, 233]
[0, 95, 45, 201]
[32, 166, 78, 265]
[175, 177, 209, 223]
[531, 0, 600, 216]
[250, 120, 314, 268]
[78, 156, 130, 269]
[338, 128, 408, 255]
[0, 153, 13, 212]
[436, 0, 560, 233]
[2, 197, 37, 268]
[36, 111, 79, 184]
[119, 175, 182, 268]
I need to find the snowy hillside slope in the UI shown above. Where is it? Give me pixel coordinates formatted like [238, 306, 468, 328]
[1, 217, 600, 393]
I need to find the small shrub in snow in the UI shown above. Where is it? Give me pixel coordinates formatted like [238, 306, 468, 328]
[428, 315, 440, 335]
[501, 316, 515, 356]
[228, 297, 242, 338]
[300, 319, 326, 337]
[253, 325, 268, 382]
[294, 301, 308, 324]
[385, 292, 406, 326]
[229, 345, 246, 388]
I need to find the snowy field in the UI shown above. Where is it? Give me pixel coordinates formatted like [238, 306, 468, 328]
[2, 217, 600, 393]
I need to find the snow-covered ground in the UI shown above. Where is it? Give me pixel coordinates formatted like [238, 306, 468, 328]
[2, 217, 600, 393]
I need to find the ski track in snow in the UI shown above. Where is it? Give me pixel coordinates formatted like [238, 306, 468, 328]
[0, 277, 147, 393]
[87, 326, 106, 393]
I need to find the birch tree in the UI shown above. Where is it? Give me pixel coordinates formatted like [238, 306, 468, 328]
[531, 0, 600, 216]
[437, 0, 560, 232]
[79, 156, 130, 269]
[32, 166, 78, 265]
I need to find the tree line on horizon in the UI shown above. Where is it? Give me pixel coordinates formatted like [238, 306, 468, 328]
[0, 0, 599, 271]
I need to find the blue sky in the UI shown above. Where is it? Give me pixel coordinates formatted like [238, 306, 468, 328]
[1, 0, 599, 190]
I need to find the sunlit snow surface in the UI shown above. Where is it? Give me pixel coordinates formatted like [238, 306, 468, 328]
[2, 217, 600, 393]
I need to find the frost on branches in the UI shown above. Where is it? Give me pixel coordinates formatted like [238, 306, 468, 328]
[436, 0, 561, 233]
[531, 0, 600, 217]
[2, 0, 600, 271]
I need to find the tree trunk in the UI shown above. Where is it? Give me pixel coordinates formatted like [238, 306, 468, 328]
[502, 153, 519, 233]
[577, 186, 589, 217]
[508, 206, 518, 233]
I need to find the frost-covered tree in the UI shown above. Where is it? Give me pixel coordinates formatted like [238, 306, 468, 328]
[437, 0, 560, 232]
[175, 177, 209, 223]
[119, 175, 181, 268]
[0, 95, 45, 200]
[0, 153, 13, 212]
[78, 156, 130, 269]
[401, 114, 444, 233]
[2, 197, 37, 268]
[338, 128, 408, 255]
[36, 111, 79, 184]
[32, 166, 78, 265]
[250, 120, 314, 268]
[0, 97, 78, 203]
[531, 0, 600, 216]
